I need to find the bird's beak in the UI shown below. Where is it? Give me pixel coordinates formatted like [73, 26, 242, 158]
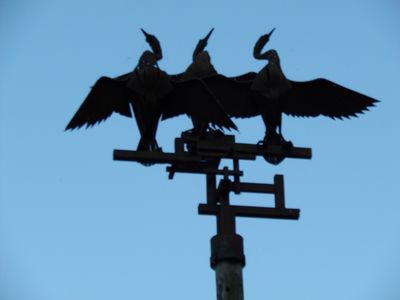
[204, 28, 214, 41]
[140, 28, 150, 38]
[268, 28, 276, 38]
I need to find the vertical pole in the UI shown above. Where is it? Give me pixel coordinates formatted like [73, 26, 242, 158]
[215, 261, 244, 300]
[211, 178, 245, 300]
[211, 233, 245, 300]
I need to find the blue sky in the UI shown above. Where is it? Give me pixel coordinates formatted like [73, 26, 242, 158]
[1, 1, 399, 299]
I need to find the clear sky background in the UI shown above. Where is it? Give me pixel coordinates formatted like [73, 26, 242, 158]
[0, 1, 399, 299]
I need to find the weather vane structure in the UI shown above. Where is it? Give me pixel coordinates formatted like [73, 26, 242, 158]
[66, 28, 378, 299]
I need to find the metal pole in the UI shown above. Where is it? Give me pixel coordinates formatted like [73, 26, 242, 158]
[210, 178, 245, 300]
[215, 261, 244, 300]
[211, 234, 245, 300]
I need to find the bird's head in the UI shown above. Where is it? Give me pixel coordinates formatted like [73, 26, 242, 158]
[193, 28, 214, 61]
[254, 28, 276, 60]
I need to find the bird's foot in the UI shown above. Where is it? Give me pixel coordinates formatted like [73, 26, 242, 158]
[282, 139, 293, 150]
[137, 143, 162, 152]
[257, 134, 293, 165]
[182, 127, 224, 140]
[136, 139, 163, 166]
[149, 143, 163, 152]
[256, 140, 284, 165]
[139, 146, 162, 166]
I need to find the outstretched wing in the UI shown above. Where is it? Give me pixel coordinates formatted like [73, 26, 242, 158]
[281, 78, 379, 119]
[65, 77, 133, 130]
[161, 78, 237, 130]
[201, 75, 258, 118]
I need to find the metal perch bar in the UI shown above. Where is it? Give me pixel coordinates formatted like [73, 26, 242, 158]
[198, 204, 300, 220]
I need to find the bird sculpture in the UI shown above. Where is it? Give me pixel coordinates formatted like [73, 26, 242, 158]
[162, 28, 227, 136]
[67, 28, 378, 166]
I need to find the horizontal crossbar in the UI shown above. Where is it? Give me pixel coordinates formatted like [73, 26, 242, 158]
[113, 150, 202, 164]
[198, 204, 300, 220]
[166, 165, 243, 177]
[218, 181, 276, 194]
[178, 133, 312, 160]
[195, 141, 312, 160]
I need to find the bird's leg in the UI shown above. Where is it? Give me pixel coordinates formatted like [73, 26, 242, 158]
[260, 114, 282, 146]
[151, 140, 162, 152]
[260, 112, 293, 149]
[136, 112, 162, 153]
[277, 121, 293, 149]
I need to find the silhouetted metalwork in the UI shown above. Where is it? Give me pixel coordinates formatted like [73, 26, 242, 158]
[114, 132, 311, 165]
[67, 28, 378, 165]
[113, 132, 310, 300]
[248, 28, 378, 149]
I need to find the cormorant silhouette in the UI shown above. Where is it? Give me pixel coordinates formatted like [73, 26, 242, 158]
[164, 28, 224, 135]
[190, 29, 378, 163]
[250, 29, 378, 148]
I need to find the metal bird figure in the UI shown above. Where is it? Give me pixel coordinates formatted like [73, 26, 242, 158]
[195, 29, 378, 163]
[65, 29, 236, 157]
[251, 29, 378, 147]
[163, 28, 225, 136]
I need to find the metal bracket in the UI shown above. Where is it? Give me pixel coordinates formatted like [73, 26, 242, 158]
[113, 131, 310, 275]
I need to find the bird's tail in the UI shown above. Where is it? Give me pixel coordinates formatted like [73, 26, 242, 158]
[210, 116, 238, 132]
